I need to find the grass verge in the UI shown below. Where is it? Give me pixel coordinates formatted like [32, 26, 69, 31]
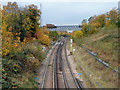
[74, 26, 119, 68]
[67, 40, 118, 88]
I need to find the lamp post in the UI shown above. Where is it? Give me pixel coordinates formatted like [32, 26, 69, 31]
[70, 39, 73, 55]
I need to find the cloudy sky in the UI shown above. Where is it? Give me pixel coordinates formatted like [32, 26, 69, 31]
[0, 0, 119, 25]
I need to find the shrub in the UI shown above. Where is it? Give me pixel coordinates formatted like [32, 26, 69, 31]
[22, 41, 44, 61]
[35, 29, 51, 46]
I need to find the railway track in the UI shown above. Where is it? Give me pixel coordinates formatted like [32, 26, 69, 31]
[41, 39, 61, 88]
[53, 40, 69, 89]
[41, 37, 83, 89]
[64, 38, 83, 89]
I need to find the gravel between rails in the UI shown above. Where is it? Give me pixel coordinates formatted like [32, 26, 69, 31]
[37, 42, 58, 88]
[62, 39, 77, 88]
[37, 37, 85, 89]
[43, 44, 60, 88]
[57, 44, 66, 88]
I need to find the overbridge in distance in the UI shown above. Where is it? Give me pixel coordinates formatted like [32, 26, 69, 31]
[45, 24, 82, 33]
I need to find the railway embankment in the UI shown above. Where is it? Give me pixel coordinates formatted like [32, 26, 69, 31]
[68, 26, 119, 88]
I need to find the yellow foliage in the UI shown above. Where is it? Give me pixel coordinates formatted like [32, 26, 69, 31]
[107, 9, 118, 25]
[106, 20, 111, 27]
[2, 23, 20, 56]
[2, 24, 12, 55]
[23, 37, 31, 43]
[5, 73, 7, 76]
[72, 31, 83, 39]
[2, 68, 5, 71]
[35, 28, 51, 46]
[93, 22, 100, 28]
[42, 35, 51, 46]
[81, 23, 88, 34]
[32, 37, 36, 41]
[43, 26, 49, 35]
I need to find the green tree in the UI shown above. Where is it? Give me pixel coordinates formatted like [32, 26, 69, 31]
[27, 4, 41, 37]
[96, 14, 106, 27]
[82, 19, 87, 24]
[82, 23, 88, 35]
[3, 2, 19, 35]
[0, 4, 1, 29]
[49, 31, 59, 41]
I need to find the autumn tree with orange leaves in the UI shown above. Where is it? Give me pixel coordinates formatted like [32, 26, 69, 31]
[106, 8, 118, 26]
[1, 2, 51, 88]
[35, 28, 51, 46]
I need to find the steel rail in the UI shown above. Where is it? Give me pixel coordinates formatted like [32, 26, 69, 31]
[41, 41, 60, 89]
[60, 41, 69, 89]
[53, 40, 69, 89]
[53, 41, 61, 89]
[64, 38, 83, 89]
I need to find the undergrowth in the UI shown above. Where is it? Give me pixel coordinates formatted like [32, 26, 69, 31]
[74, 25, 118, 68]
[2, 41, 45, 88]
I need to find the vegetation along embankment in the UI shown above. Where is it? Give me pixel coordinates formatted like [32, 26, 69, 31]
[69, 8, 119, 88]
[1, 2, 61, 88]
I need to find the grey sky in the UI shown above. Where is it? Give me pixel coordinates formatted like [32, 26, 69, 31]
[0, 1, 118, 26]
[41, 2, 118, 25]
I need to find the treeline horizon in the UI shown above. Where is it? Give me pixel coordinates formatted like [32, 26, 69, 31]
[72, 7, 119, 39]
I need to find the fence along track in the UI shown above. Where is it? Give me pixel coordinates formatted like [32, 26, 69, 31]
[81, 45, 118, 74]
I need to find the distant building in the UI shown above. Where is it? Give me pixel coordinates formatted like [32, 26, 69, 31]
[46, 24, 57, 28]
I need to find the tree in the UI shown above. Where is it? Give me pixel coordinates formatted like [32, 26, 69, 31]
[88, 16, 93, 22]
[22, 17, 33, 37]
[35, 28, 51, 46]
[27, 4, 41, 37]
[105, 20, 111, 27]
[93, 22, 100, 28]
[106, 9, 118, 25]
[0, 4, 1, 29]
[82, 22, 88, 35]
[3, 2, 19, 35]
[82, 19, 87, 24]
[49, 31, 59, 41]
[2, 23, 20, 56]
[96, 14, 106, 27]
[73, 31, 83, 39]
[43, 26, 49, 35]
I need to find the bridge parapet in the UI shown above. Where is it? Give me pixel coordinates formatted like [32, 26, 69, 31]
[47, 25, 82, 31]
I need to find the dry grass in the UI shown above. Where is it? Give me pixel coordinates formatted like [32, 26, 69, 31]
[67, 26, 119, 88]
[72, 45, 118, 88]
[74, 26, 118, 69]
